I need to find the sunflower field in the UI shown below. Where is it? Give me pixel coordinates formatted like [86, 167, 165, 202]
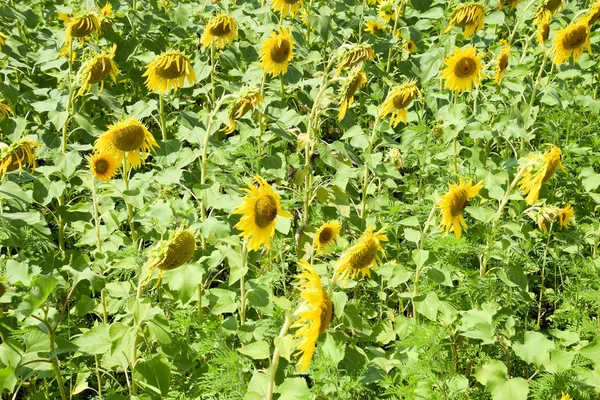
[1, 0, 600, 398]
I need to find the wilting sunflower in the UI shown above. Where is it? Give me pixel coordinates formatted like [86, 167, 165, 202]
[259, 26, 294, 77]
[438, 177, 483, 239]
[77, 44, 119, 96]
[535, 10, 552, 44]
[200, 14, 238, 49]
[0, 32, 7, 50]
[99, 3, 113, 25]
[338, 67, 367, 121]
[494, 40, 511, 83]
[272, 0, 304, 18]
[551, 21, 591, 65]
[222, 87, 263, 134]
[58, 11, 101, 44]
[583, 1, 600, 26]
[334, 226, 387, 286]
[378, 0, 396, 23]
[536, 0, 563, 17]
[519, 145, 565, 205]
[365, 19, 386, 34]
[0, 139, 40, 180]
[387, 148, 404, 170]
[145, 227, 196, 288]
[444, 3, 485, 38]
[233, 176, 292, 251]
[0, 99, 13, 121]
[89, 152, 120, 181]
[498, 0, 522, 10]
[291, 259, 333, 371]
[94, 119, 159, 169]
[380, 80, 421, 128]
[314, 221, 342, 254]
[143, 50, 197, 93]
[441, 46, 486, 93]
[334, 44, 375, 76]
[536, 205, 574, 231]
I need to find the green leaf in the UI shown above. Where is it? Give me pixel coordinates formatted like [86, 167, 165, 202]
[73, 325, 111, 355]
[321, 333, 345, 366]
[164, 263, 204, 305]
[487, 377, 529, 400]
[244, 371, 269, 400]
[15, 275, 58, 319]
[277, 377, 311, 400]
[238, 341, 270, 360]
[133, 354, 172, 398]
[579, 337, 600, 362]
[512, 331, 555, 368]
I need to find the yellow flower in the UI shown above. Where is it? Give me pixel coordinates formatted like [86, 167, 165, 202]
[378, 0, 396, 23]
[536, 205, 574, 231]
[498, 0, 522, 10]
[444, 3, 485, 38]
[438, 177, 483, 239]
[272, 0, 304, 18]
[535, 10, 552, 45]
[94, 119, 158, 169]
[551, 21, 591, 65]
[334, 44, 375, 76]
[441, 46, 486, 93]
[77, 44, 119, 96]
[233, 176, 292, 251]
[0, 32, 7, 50]
[143, 50, 197, 94]
[380, 80, 421, 128]
[334, 226, 387, 286]
[222, 88, 263, 134]
[145, 227, 196, 288]
[99, 3, 113, 21]
[365, 19, 386, 34]
[314, 221, 342, 254]
[494, 40, 511, 83]
[387, 148, 404, 170]
[200, 15, 238, 49]
[89, 152, 120, 181]
[519, 145, 565, 205]
[0, 139, 40, 180]
[291, 259, 333, 371]
[0, 99, 13, 121]
[338, 67, 366, 121]
[58, 11, 101, 44]
[583, 0, 600, 26]
[560, 393, 573, 400]
[405, 39, 417, 54]
[259, 26, 294, 77]
[537, 0, 563, 16]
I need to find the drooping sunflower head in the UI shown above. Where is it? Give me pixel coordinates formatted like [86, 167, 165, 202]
[0, 139, 40, 180]
[142, 50, 197, 94]
[334, 226, 388, 286]
[583, 1, 600, 26]
[378, 0, 397, 23]
[334, 44, 375, 76]
[222, 87, 263, 134]
[519, 145, 564, 205]
[498, 0, 523, 10]
[536, 0, 563, 16]
[494, 40, 511, 83]
[145, 227, 197, 288]
[365, 19, 386, 34]
[77, 44, 119, 96]
[272, 0, 304, 18]
[441, 45, 486, 93]
[438, 177, 483, 239]
[0, 98, 13, 121]
[291, 259, 333, 371]
[338, 67, 367, 121]
[314, 221, 342, 254]
[444, 2, 486, 38]
[259, 26, 295, 77]
[380, 79, 421, 128]
[535, 9, 552, 44]
[99, 3, 114, 26]
[89, 151, 120, 181]
[536, 205, 574, 231]
[551, 21, 591, 65]
[200, 14, 238, 49]
[0, 32, 7, 50]
[94, 119, 159, 169]
[233, 176, 292, 251]
[59, 11, 101, 43]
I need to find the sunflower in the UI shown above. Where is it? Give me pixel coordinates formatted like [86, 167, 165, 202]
[314, 221, 342, 254]
[0, 32, 7, 50]
[365, 19, 386, 34]
[550, 21, 591, 65]
[0, 139, 40, 180]
[99, 3, 113, 23]
[0, 99, 13, 121]
[380, 80, 421, 128]
[58, 11, 101, 44]
[444, 3, 485, 38]
[222, 87, 263, 134]
[583, 1, 600, 26]
[77, 44, 119, 96]
[94, 119, 159, 169]
[536, 205, 574, 231]
[89, 152, 120, 181]
[494, 40, 511, 83]
[498, 0, 522, 10]
[272, 0, 304, 18]
[438, 177, 483, 239]
[518, 145, 564, 205]
[145, 227, 196, 288]
[535, 10, 552, 44]
[560, 393, 573, 400]
[387, 148, 404, 170]
[200, 15, 238, 49]
[338, 67, 367, 121]
[333, 226, 388, 286]
[143, 50, 197, 94]
[537, 0, 563, 16]
[378, 0, 396, 23]
[334, 44, 375, 76]
[441, 46, 486, 93]
[233, 176, 292, 251]
[259, 26, 295, 77]
[405, 39, 417, 54]
[291, 259, 333, 371]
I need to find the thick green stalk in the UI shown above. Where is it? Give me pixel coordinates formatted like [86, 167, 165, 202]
[239, 240, 249, 326]
[413, 203, 437, 320]
[91, 176, 102, 253]
[537, 224, 553, 325]
[529, 50, 549, 108]
[266, 312, 293, 400]
[122, 161, 137, 244]
[159, 95, 167, 142]
[210, 41, 216, 106]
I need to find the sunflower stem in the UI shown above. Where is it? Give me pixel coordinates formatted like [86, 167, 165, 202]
[417, 130, 430, 203]
[159, 95, 167, 142]
[94, 354, 103, 396]
[386, 10, 400, 73]
[91, 176, 102, 254]
[122, 161, 138, 244]
[413, 203, 437, 320]
[258, 74, 267, 159]
[452, 136, 458, 175]
[240, 240, 249, 326]
[280, 74, 285, 98]
[266, 311, 292, 400]
[197, 284, 203, 318]
[537, 223, 553, 326]
[210, 41, 216, 106]
[62, 37, 74, 154]
[529, 50, 549, 108]
[361, 114, 381, 219]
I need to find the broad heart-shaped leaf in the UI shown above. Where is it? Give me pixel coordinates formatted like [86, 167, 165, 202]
[321, 333, 345, 366]
[475, 360, 507, 386]
[277, 377, 311, 400]
[512, 331, 555, 368]
[414, 291, 440, 321]
[73, 325, 111, 355]
[238, 341, 270, 360]
[15, 274, 58, 320]
[579, 337, 600, 362]
[163, 262, 204, 305]
[133, 354, 171, 398]
[244, 371, 270, 400]
[486, 377, 529, 400]
[62, 265, 105, 293]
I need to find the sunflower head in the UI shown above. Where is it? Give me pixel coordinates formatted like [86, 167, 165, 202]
[365, 19, 386, 34]
[441, 46, 486, 93]
[201, 14, 238, 49]
[583, 1, 600, 26]
[0, 98, 13, 121]
[314, 221, 342, 254]
[272, 0, 304, 18]
[536, 205, 574, 231]
[334, 44, 375, 76]
[378, 0, 397, 23]
[142, 50, 197, 93]
[494, 40, 511, 83]
[222, 87, 263, 134]
[59, 11, 101, 44]
[338, 67, 367, 121]
[560, 393, 573, 400]
[444, 2, 485, 38]
[334, 226, 388, 286]
[551, 21, 591, 65]
[535, 10, 552, 44]
[405, 39, 417, 54]
[99, 3, 113, 26]
[498, 0, 523, 10]
[0, 32, 7, 50]
[538, 0, 563, 15]
[259, 26, 295, 77]
[379, 79, 421, 128]
[77, 44, 119, 96]
[233, 176, 292, 251]
[89, 151, 120, 181]
[94, 119, 158, 169]
[519, 145, 564, 204]
[145, 227, 197, 288]
[438, 177, 483, 239]
[0, 139, 40, 180]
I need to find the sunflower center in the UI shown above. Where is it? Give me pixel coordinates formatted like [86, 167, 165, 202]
[454, 57, 477, 78]
[346, 74, 364, 99]
[95, 158, 109, 174]
[270, 39, 291, 64]
[540, 24, 550, 42]
[71, 16, 96, 37]
[232, 99, 253, 120]
[161, 230, 196, 270]
[498, 53, 509, 72]
[254, 195, 278, 228]
[209, 20, 233, 37]
[156, 56, 187, 79]
[319, 293, 333, 335]
[542, 156, 560, 183]
[88, 57, 112, 84]
[449, 188, 469, 217]
[562, 25, 587, 50]
[284, 0, 301, 4]
[589, 9, 600, 25]
[348, 238, 378, 271]
[545, 0, 562, 12]
[392, 92, 415, 109]
[318, 227, 333, 244]
[112, 124, 146, 152]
